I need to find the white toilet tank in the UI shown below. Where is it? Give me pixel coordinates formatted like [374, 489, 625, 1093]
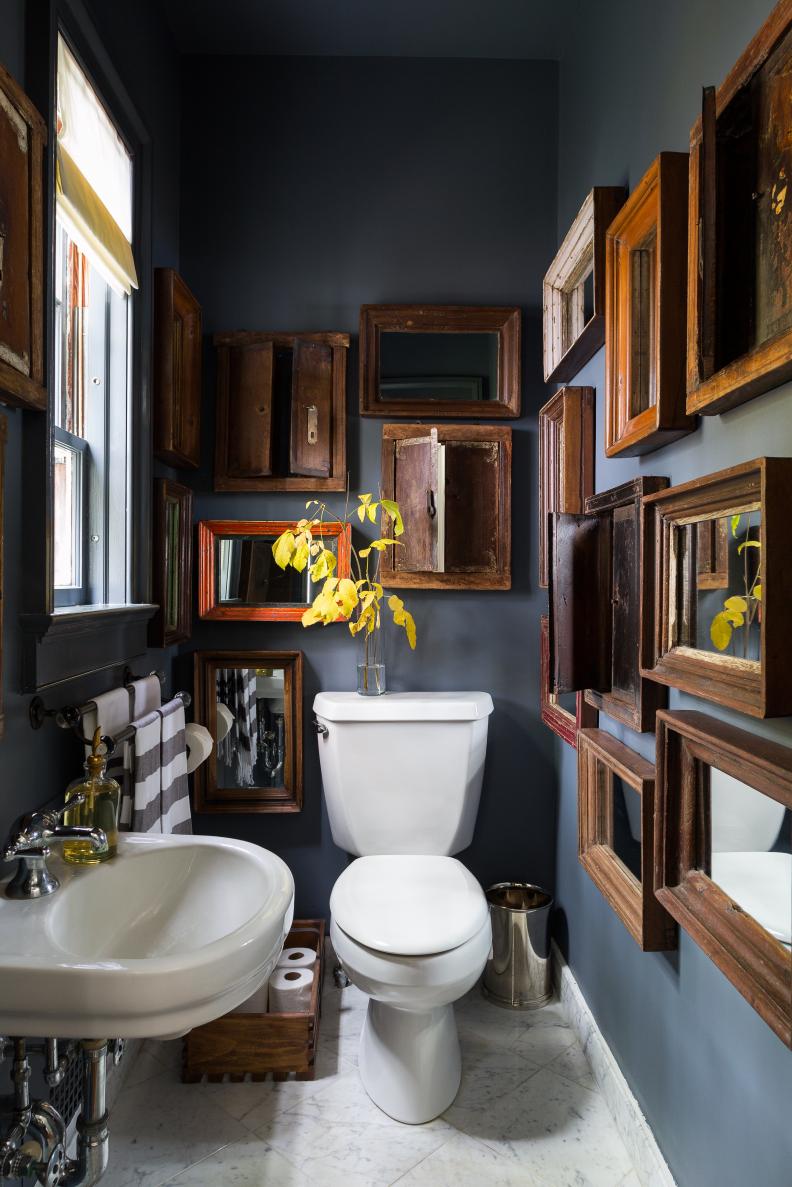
[313, 692, 493, 857]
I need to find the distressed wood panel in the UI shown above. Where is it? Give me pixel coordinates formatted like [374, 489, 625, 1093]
[290, 340, 332, 477]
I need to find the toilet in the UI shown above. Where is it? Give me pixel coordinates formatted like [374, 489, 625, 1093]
[314, 691, 494, 1124]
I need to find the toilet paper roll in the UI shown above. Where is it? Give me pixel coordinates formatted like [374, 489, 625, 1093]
[276, 947, 316, 970]
[268, 966, 314, 1013]
[185, 723, 214, 774]
[235, 982, 270, 1014]
[215, 702, 234, 743]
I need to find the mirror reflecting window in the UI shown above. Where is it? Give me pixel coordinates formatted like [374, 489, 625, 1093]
[379, 332, 499, 403]
[216, 536, 336, 607]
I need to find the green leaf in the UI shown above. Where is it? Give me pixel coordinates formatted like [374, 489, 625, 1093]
[710, 612, 733, 651]
[309, 548, 336, 582]
[730, 514, 741, 537]
[356, 504, 367, 523]
[368, 538, 403, 551]
[336, 578, 359, 617]
[723, 608, 744, 627]
[367, 502, 378, 523]
[272, 531, 296, 570]
[737, 540, 761, 555]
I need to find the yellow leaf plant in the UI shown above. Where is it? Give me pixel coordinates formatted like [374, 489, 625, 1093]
[709, 513, 762, 656]
[271, 494, 417, 658]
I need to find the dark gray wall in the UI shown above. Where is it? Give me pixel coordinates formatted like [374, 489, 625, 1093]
[0, 0, 180, 845]
[178, 55, 559, 918]
[555, 3, 792, 1185]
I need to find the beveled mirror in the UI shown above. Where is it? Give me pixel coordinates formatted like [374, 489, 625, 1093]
[193, 650, 303, 813]
[198, 520, 351, 620]
[359, 305, 521, 418]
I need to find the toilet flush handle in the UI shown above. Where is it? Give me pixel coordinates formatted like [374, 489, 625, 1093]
[313, 717, 329, 740]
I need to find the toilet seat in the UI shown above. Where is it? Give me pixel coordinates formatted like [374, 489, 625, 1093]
[330, 855, 489, 956]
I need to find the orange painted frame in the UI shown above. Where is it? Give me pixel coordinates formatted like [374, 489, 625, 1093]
[198, 520, 351, 621]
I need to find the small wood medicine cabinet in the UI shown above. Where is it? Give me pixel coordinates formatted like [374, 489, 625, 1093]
[153, 269, 202, 469]
[538, 386, 595, 589]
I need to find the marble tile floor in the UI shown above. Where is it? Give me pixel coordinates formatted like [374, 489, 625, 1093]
[101, 963, 638, 1187]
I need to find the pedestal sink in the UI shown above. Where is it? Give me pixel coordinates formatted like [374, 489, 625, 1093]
[0, 833, 295, 1039]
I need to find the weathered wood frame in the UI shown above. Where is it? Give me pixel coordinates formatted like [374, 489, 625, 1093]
[0, 64, 46, 411]
[149, 479, 193, 647]
[687, 1, 792, 414]
[198, 519, 351, 621]
[193, 649, 303, 814]
[214, 331, 349, 491]
[605, 154, 695, 456]
[380, 423, 512, 590]
[543, 187, 626, 384]
[642, 458, 792, 718]
[153, 268, 202, 469]
[538, 386, 595, 589]
[540, 615, 597, 747]
[655, 709, 792, 1046]
[359, 305, 521, 418]
[578, 728, 676, 950]
[0, 415, 6, 737]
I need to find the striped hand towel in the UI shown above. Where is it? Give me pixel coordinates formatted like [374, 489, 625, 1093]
[131, 710, 162, 833]
[216, 667, 258, 787]
[131, 700, 193, 835]
[83, 686, 134, 826]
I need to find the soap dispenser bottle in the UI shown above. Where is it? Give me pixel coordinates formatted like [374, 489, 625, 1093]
[62, 728, 120, 864]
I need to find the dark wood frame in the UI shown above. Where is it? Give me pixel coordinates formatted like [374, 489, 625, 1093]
[543, 187, 626, 384]
[0, 63, 47, 411]
[198, 520, 351, 621]
[149, 479, 192, 648]
[605, 153, 695, 456]
[213, 331, 349, 491]
[655, 709, 792, 1046]
[538, 386, 595, 589]
[687, 1, 792, 415]
[380, 423, 512, 590]
[153, 268, 202, 469]
[578, 728, 676, 951]
[359, 305, 521, 418]
[540, 615, 596, 746]
[0, 415, 6, 737]
[193, 649, 303, 814]
[642, 458, 792, 718]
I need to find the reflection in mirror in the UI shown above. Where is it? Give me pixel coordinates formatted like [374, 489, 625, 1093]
[628, 230, 657, 417]
[554, 690, 578, 716]
[379, 332, 499, 403]
[707, 766, 792, 948]
[216, 667, 287, 790]
[164, 498, 180, 633]
[611, 775, 642, 880]
[217, 537, 336, 606]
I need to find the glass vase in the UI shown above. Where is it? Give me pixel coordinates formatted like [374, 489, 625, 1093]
[357, 625, 386, 696]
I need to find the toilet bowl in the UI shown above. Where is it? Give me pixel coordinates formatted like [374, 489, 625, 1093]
[330, 855, 492, 1124]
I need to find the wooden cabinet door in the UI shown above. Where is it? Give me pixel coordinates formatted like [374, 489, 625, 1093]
[290, 340, 332, 477]
[216, 342, 274, 483]
[154, 269, 202, 468]
[549, 512, 612, 695]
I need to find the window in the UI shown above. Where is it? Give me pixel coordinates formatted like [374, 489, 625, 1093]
[53, 35, 138, 608]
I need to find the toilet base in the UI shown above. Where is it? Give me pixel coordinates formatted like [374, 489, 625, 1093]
[358, 998, 461, 1124]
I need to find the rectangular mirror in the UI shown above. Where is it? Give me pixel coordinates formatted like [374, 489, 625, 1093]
[198, 520, 351, 620]
[193, 650, 303, 813]
[656, 710, 792, 1047]
[150, 479, 193, 647]
[360, 305, 521, 418]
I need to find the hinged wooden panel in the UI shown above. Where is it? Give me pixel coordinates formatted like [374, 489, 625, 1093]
[154, 269, 202, 468]
[290, 340, 332, 477]
[549, 512, 612, 694]
[445, 440, 499, 574]
[538, 386, 595, 588]
[217, 342, 274, 479]
[540, 615, 598, 747]
[394, 431, 439, 572]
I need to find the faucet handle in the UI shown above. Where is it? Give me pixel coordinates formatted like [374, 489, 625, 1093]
[40, 792, 86, 832]
[1, 793, 86, 861]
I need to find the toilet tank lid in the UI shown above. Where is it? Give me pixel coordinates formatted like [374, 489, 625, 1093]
[313, 691, 493, 722]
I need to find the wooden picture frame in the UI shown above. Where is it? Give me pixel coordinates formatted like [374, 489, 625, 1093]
[0, 64, 46, 411]
[198, 520, 351, 621]
[543, 187, 626, 384]
[193, 650, 303, 814]
[578, 728, 676, 950]
[0, 415, 6, 737]
[538, 386, 595, 589]
[153, 268, 202, 469]
[359, 305, 521, 418]
[214, 332, 349, 491]
[605, 153, 696, 456]
[149, 479, 193, 648]
[549, 477, 669, 733]
[642, 458, 792, 718]
[655, 710, 792, 1046]
[540, 615, 597, 746]
[687, 2, 792, 415]
[380, 424, 511, 590]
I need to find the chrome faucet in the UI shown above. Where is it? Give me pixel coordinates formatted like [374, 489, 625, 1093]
[1, 795, 108, 900]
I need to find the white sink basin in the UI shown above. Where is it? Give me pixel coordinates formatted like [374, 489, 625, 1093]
[0, 833, 295, 1039]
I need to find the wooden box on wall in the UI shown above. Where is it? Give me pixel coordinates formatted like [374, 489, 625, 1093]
[153, 268, 202, 468]
[214, 332, 349, 491]
[0, 65, 46, 411]
[687, 3, 792, 414]
[538, 386, 595, 589]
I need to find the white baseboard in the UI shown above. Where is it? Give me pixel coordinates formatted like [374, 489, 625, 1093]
[552, 943, 676, 1187]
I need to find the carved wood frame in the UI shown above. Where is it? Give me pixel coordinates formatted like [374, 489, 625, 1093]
[578, 727, 676, 951]
[538, 386, 595, 589]
[543, 187, 626, 384]
[198, 520, 351, 621]
[359, 305, 521, 418]
[193, 650, 303, 814]
[686, 1, 792, 414]
[641, 458, 792, 718]
[655, 709, 792, 1046]
[605, 154, 696, 456]
[540, 615, 597, 746]
[149, 479, 193, 648]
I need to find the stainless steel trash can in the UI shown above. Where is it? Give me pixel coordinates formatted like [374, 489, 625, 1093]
[482, 882, 553, 1009]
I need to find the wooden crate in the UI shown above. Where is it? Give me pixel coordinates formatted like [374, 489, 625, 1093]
[182, 919, 325, 1082]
